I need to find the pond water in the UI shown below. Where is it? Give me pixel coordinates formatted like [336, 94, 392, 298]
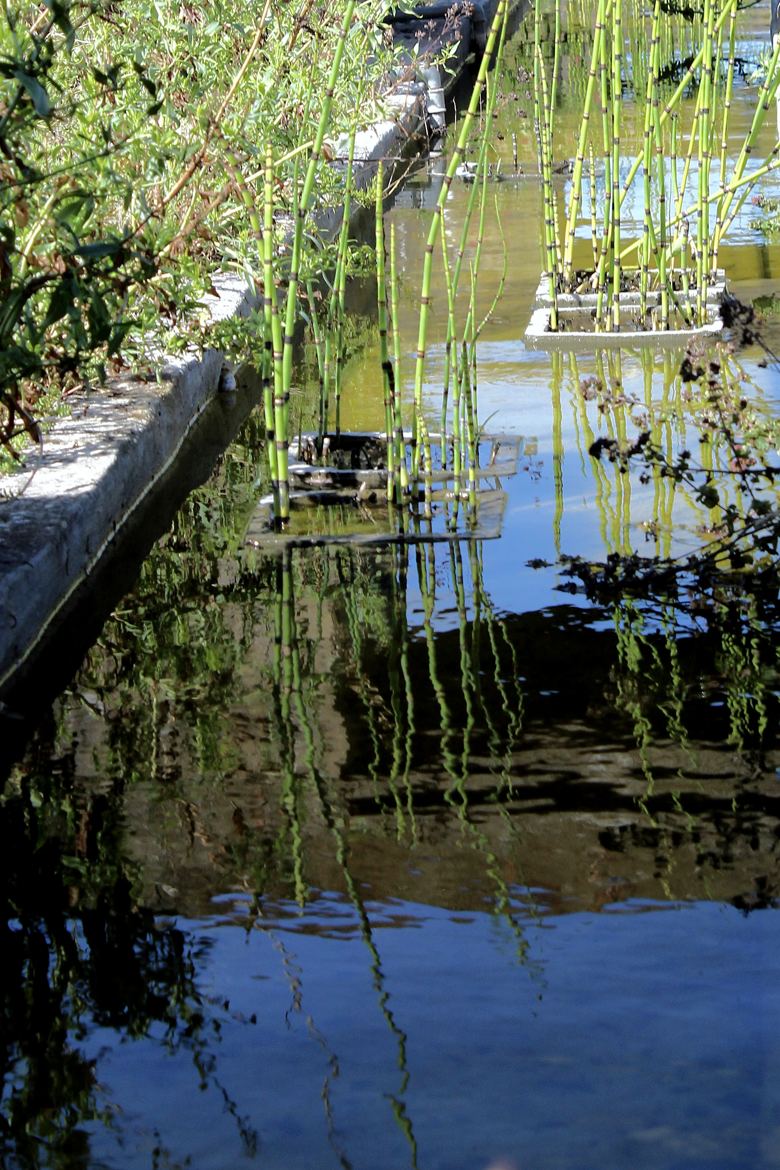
[2, 9, 780, 1170]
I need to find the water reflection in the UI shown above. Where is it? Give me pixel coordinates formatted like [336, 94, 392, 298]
[1, 444, 778, 1164]
[0, 760, 258, 1166]
[2, 8, 780, 1164]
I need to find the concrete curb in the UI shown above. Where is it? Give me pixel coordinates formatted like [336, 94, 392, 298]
[0, 0, 512, 693]
[0, 276, 254, 691]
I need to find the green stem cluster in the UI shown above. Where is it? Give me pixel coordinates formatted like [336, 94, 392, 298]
[536, 0, 780, 332]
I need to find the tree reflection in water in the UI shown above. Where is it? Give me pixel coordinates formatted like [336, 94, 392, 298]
[0, 339, 778, 1166]
[0, 754, 258, 1167]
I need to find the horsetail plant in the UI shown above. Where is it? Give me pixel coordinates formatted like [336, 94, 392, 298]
[375, 161, 397, 501]
[412, 0, 508, 480]
[535, 0, 780, 334]
[266, 0, 358, 524]
[264, 144, 283, 503]
[389, 223, 409, 503]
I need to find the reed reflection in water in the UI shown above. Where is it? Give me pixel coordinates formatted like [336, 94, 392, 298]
[4, 0, 780, 1158]
[1, 351, 778, 1167]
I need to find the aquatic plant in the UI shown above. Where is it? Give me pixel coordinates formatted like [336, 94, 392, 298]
[364, 0, 511, 517]
[533, 0, 780, 332]
[248, 0, 512, 532]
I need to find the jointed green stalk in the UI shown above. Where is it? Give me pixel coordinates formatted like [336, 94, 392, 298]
[619, 0, 737, 213]
[322, 126, 357, 440]
[713, 0, 737, 274]
[412, 0, 507, 478]
[696, 0, 715, 322]
[274, 0, 357, 522]
[595, 11, 613, 331]
[610, 0, 622, 331]
[389, 223, 409, 502]
[640, 1, 660, 318]
[715, 32, 780, 248]
[264, 144, 283, 496]
[536, 44, 559, 324]
[374, 161, 396, 500]
[562, 0, 606, 285]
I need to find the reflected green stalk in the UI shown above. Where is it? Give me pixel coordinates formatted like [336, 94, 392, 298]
[415, 541, 530, 961]
[337, 550, 385, 811]
[468, 540, 524, 801]
[275, 550, 307, 904]
[614, 604, 656, 808]
[389, 223, 409, 502]
[275, 550, 418, 1165]
[551, 351, 564, 556]
[721, 595, 769, 756]
[388, 547, 418, 842]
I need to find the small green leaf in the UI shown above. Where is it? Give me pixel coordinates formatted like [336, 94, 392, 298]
[14, 70, 51, 117]
[44, 279, 76, 328]
[74, 240, 123, 259]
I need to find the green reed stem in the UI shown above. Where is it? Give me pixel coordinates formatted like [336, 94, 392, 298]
[715, 33, 780, 248]
[588, 145, 598, 272]
[275, 0, 357, 522]
[619, 0, 735, 213]
[696, 0, 715, 323]
[389, 223, 409, 502]
[595, 14, 613, 329]
[264, 143, 283, 499]
[439, 197, 458, 461]
[562, 0, 605, 285]
[536, 44, 559, 324]
[610, 0, 622, 331]
[412, 0, 507, 477]
[713, 0, 737, 275]
[321, 126, 357, 440]
[374, 161, 396, 500]
[550, 0, 561, 139]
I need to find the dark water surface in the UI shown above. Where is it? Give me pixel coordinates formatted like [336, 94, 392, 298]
[2, 11, 780, 1170]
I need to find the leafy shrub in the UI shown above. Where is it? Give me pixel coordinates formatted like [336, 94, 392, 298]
[0, 0, 395, 462]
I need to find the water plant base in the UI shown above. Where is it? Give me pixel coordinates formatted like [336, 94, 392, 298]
[245, 431, 522, 548]
[524, 272, 727, 351]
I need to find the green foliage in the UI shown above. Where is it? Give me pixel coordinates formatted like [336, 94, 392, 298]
[0, 0, 397, 463]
